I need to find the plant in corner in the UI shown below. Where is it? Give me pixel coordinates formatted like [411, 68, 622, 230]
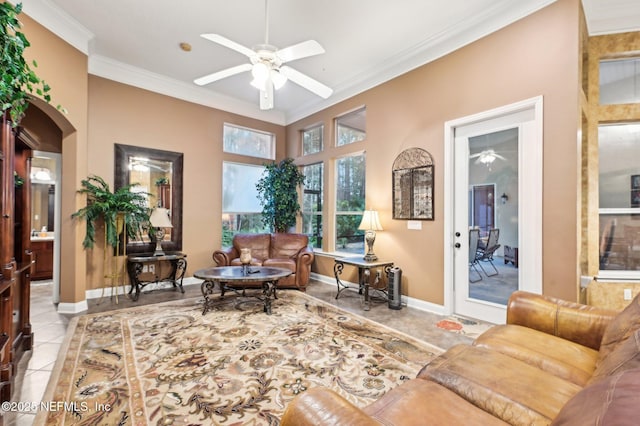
[256, 158, 305, 233]
[0, 2, 62, 125]
[71, 175, 151, 249]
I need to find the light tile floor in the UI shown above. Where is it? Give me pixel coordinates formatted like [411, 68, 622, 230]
[3, 278, 485, 425]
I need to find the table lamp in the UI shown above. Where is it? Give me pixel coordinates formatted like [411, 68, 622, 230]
[358, 210, 382, 261]
[149, 207, 173, 256]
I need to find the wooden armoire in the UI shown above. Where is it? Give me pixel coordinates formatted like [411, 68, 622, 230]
[0, 111, 34, 402]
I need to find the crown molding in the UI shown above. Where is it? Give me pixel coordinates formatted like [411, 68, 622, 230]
[285, 0, 557, 124]
[21, 0, 93, 54]
[22, 0, 556, 126]
[89, 55, 286, 125]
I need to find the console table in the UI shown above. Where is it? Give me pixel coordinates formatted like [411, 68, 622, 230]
[334, 256, 394, 311]
[126, 252, 187, 301]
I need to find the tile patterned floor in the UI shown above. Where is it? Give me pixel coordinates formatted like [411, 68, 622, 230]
[3, 278, 483, 425]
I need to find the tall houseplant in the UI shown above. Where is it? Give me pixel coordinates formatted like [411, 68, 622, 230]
[72, 175, 151, 249]
[256, 158, 305, 233]
[0, 2, 60, 125]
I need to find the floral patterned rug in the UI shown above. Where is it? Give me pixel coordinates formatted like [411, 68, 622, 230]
[38, 291, 442, 425]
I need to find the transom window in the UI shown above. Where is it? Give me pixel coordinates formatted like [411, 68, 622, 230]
[336, 107, 366, 146]
[599, 57, 640, 105]
[302, 124, 323, 156]
[223, 123, 275, 160]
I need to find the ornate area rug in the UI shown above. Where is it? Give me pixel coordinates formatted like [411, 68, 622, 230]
[38, 291, 442, 425]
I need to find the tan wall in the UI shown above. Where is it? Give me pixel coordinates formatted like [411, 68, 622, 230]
[20, 13, 90, 304]
[287, 0, 583, 304]
[86, 76, 286, 290]
[19, 0, 587, 305]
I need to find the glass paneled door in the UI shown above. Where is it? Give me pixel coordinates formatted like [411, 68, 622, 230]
[447, 98, 542, 324]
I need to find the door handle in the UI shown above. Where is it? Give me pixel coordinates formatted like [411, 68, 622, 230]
[454, 243, 461, 248]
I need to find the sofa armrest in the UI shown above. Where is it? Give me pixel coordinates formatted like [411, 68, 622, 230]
[506, 291, 618, 350]
[212, 247, 238, 266]
[281, 387, 379, 426]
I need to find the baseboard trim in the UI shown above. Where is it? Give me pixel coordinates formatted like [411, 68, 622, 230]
[59, 277, 204, 314]
[57, 300, 89, 314]
[310, 272, 446, 315]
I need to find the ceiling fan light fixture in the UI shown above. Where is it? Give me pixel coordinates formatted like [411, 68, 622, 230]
[251, 62, 269, 85]
[271, 69, 287, 90]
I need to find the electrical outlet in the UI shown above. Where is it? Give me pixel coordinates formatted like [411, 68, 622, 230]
[149, 264, 155, 274]
[624, 288, 632, 301]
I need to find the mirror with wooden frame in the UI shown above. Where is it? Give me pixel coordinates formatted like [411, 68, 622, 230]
[114, 144, 183, 253]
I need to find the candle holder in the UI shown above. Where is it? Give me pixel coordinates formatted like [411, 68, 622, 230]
[240, 248, 252, 276]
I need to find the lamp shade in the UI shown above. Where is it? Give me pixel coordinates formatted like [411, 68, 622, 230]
[149, 207, 173, 228]
[358, 210, 382, 231]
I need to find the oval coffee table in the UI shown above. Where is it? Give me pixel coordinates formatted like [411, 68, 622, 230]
[194, 266, 292, 315]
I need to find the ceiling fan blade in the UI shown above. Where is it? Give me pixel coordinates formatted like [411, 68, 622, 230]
[276, 40, 325, 63]
[280, 65, 333, 99]
[200, 34, 256, 58]
[194, 63, 252, 86]
[259, 80, 274, 110]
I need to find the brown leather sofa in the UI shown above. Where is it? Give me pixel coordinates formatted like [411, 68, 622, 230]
[213, 233, 314, 290]
[281, 291, 640, 425]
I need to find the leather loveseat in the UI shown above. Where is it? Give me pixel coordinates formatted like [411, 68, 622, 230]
[281, 290, 640, 425]
[213, 233, 314, 290]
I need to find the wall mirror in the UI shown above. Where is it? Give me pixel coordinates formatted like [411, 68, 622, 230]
[114, 144, 183, 253]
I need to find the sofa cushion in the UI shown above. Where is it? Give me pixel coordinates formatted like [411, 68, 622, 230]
[551, 368, 640, 426]
[263, 258, 296, 271]
[598, 292, 640, 361]
[590, 328, 640, 384]
[474, 324, 599, 386]
[270, 233, 308, 259]
[418, 344, 582, 426]
[232, 233, 271, 261]
[363, 379, 509, 425]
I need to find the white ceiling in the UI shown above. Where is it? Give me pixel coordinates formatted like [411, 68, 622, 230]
[21, 0, 640, 125]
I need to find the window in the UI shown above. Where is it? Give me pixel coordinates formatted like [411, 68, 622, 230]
[302, 124, 323, 155]
[222, 162, 268, 246]
[598, 123, 640, 275]
[335, 153, 365, 253]
[336, 107, 366, 146]
[223, 123, 275, 159]
[301, 163, 323, 249]
[600, 58, 640, 105]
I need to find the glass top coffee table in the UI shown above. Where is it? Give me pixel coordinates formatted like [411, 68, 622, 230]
[194, 266, 292, 315]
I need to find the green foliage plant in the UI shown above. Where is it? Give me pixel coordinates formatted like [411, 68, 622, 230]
[256, 158, 305, 233]
[71, 175, 151, 249]
[0, 2, 62, 125]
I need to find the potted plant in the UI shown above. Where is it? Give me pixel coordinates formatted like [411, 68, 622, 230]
[256, 158, 305, 233]
[0, 2, 61, 125]
[72, 175, 151, 249]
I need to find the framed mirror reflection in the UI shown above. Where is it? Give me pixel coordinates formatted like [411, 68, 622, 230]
[114, 144, 183, 254]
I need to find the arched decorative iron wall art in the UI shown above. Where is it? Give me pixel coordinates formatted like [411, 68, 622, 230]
[392, 148, 434, 220]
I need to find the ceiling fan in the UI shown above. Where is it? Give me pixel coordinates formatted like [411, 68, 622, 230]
[194, 0, 333, 110]
[469, 149, 507, 165]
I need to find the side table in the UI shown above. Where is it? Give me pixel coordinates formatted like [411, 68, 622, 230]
[334, 256, 394, 311]
[126, 252, 187, 301]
